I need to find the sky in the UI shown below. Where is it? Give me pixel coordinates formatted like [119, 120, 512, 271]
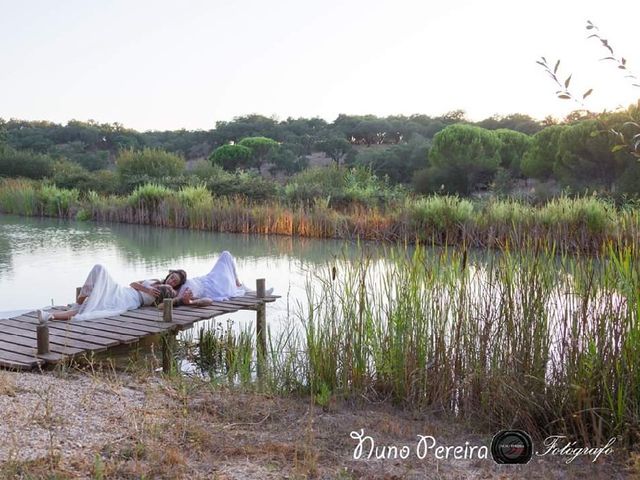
[0, 0, 639, 132]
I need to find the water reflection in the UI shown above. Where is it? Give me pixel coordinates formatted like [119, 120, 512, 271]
[0, 214, 378, 315]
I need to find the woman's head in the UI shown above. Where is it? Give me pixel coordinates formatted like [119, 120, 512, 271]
[163, 269, 187, 289]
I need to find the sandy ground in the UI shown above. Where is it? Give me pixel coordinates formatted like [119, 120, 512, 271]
[0, 369, 634, 479]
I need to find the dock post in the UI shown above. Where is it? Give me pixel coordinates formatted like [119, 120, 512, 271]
[256, 278, 266, 376]
[162, 298, 175, 373]
[75, 286, 81, 303]
[36, 312, 50, 355]
[162, 298, 173, 323]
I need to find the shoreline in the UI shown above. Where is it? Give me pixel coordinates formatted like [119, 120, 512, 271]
[0, 369, 631, 479]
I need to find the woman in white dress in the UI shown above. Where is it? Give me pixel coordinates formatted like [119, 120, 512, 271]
[174, 251, 272, 305]
[178, 251, 245, 302]
[38, 264, 179, 321]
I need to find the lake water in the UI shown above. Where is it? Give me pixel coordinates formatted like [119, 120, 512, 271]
[0, 214, 368, 330]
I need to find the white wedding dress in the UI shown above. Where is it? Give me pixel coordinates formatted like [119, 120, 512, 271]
[73, 264, 154, 321]
[179, 251, 250, 301]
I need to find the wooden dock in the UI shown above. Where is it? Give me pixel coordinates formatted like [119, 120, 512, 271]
[0, 288, 279, 370]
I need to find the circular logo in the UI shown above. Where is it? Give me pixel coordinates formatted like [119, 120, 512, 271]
[491, 430, 533, 464]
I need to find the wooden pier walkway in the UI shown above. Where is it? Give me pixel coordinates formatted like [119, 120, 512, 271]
[0, 288, 279, 370]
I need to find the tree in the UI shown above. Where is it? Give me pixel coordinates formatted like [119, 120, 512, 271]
[554, 120, 628, 190]
[314, 137, 354, 166]
[209, 144, 253, 171]
[237, 137, 279, 170]
[355, 136, 430, 184]
[427, 124, 502, 194]
[495, 129, 533, 176]
[520, 125, 567, 180]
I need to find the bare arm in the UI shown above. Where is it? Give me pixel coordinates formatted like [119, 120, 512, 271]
[130, 281, 161, 299]
[158, 288, 212, 308]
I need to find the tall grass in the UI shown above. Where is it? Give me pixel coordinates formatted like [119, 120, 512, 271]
[186, 242, 639, 444]
[1, 178, 639, 253]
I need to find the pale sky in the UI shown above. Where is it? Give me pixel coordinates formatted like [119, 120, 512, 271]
[0, 0, 638, 131]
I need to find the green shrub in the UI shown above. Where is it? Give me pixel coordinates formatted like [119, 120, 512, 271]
[409, 195, 474, 231]
[39, 184, 79, 216]
[128, 183, 173, 208]
[0, 147, 54, 179]
[116, 148, 185, 181]
[209, 144, 253, 170]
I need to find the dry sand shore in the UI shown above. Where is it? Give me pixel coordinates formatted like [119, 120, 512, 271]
[0, 369, 633, 479]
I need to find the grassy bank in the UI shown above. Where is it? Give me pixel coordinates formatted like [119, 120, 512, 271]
[182, 242, 639, 446]
[0, 178, 639, 253]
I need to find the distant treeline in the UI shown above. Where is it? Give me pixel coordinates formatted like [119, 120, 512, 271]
[1, 105, 639, 200]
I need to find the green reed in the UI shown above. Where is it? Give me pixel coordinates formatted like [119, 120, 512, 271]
[288, 242, 640, 443]
[1, 178, 640, 253]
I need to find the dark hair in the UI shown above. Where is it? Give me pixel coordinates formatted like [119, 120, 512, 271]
[163, 269, 187, 289]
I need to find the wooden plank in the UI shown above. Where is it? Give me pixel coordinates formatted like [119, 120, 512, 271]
[117, 310, 193, 325]
[161, 309, 214, 319]
[200, 302, 239, 312]
[12, 315, 138, 344]
[0, 341, 46, 364]
[241, 293, 280, 301]
[0, 354, 34, 369]
[0, 318, 117, 348]
[82, 318, 162, 335]
[0, 323, 108, 352]
[0, 332, 82, 356]
[177, 307, 224, 317]
[103, 314, 174, 331]
[134, 307, 212, 322]
[228, 296, 262, 305]
[223, 302, 258, 310]
[37, 352, 65, 363]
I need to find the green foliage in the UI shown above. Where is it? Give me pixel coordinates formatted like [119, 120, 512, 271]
[521, 125, 567, 180]
[314, 137, 354, 166]
[284, 165, 403, 207]
[237, 136, 279, 169]
[0, 178, 39, 215]
[116, 148, 185, 183]
[409, 195, 474, 231]
[554, 120, 627, 190]
[476, 113, 544, 135]
[495, 128, 532, 176]
[128, 183, 173, 208]
[51, 160, 94, 191]
[0, 147, 54, 179]
[177, 185, 212, 207]
[427, 124, 502, 194]
[355, 137, 430, 184]
[490, 167, 514, 196]
[267, 146, 308, 174]
[538, 196, 615, 233]
[49, 141, 110, 171]
[209, 144, 253, 171]
[206, 170, 280, 201]
[39, 184, 79, 217]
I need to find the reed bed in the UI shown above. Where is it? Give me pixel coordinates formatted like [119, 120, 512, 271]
[2, 178, 638, 253]
[187, 242, 639, 444]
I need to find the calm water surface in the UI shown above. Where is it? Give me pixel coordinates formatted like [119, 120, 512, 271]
[0, 214, 371, 328]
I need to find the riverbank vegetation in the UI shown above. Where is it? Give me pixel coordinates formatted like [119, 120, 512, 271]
[1, 106, 639, 255]
[180, 241, 639, 448]
[0, 176, 638, 253]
